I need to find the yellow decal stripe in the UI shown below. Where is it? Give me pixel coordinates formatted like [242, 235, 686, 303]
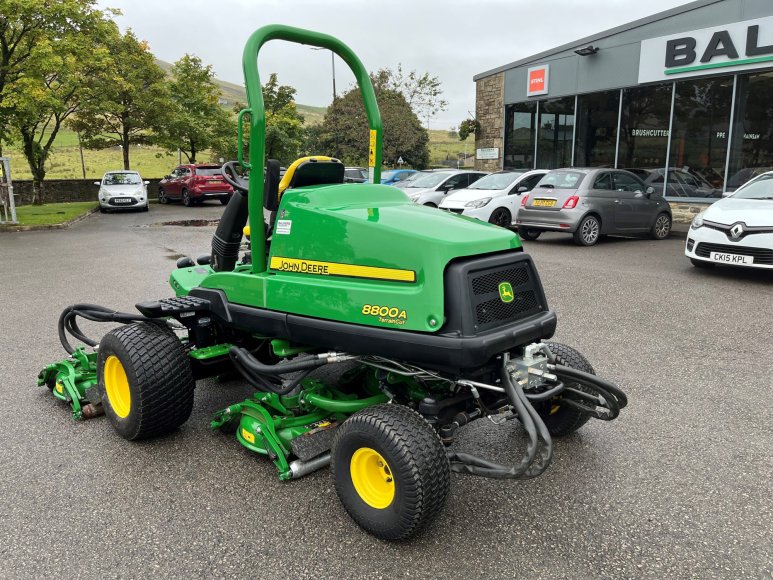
[270, 256, 415, 283]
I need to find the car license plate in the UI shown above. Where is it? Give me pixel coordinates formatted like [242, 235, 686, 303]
[113, 198, 131, 204]
[210, 180, 222, 185]
[532, 199, 556, 207]
[710, 251, 753, 265]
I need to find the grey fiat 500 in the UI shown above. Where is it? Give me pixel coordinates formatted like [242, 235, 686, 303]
[515, 168, 672, 246]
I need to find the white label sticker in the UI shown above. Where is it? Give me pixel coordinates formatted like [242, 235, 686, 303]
[275, 220, 292, 235]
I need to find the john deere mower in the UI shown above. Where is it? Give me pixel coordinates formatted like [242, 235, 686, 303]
[38, 25, 627, 540]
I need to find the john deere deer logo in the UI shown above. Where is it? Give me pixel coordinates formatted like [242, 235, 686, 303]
[498, 281, 514, 303]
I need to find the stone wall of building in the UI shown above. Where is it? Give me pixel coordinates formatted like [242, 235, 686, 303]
[669, 201, 712, 224]
[474, 73, 504, 172]
[10, 179, 162, 205]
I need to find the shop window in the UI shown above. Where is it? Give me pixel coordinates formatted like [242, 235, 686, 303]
[669, 76, 733, 195]
[504, 102, 536, 169]
[727, 71, 773, 191]
[574, 90, 620, 168]
[537, 97, 575, 169]
[618, 84, 672, 171]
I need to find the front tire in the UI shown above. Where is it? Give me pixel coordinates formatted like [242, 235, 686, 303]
[690, 258, 714, 269]
[536, 342, 596, 437]
[423, 202, 437, 208]
[182, 189, 193, 207]
[519, 227, 541, 241]
[97, 322, 195, 440]
[158, 188, 168, 204]
[573, 215, 601, 246]
[650, 212, 671, 240]
[488, 207, 512, 228]
[331, 404, 450, 540]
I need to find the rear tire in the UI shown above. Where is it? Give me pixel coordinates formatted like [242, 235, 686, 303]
[519, 227, 541, 241]
[536, 342, 596, 437]
[182, 189, 193, 207]
[97, 322, 195, 440]
[331, 404, 450, 540]
[573, 215, 601, 246]
[488, 207, 512, 228]
[650, 212, 671, 240]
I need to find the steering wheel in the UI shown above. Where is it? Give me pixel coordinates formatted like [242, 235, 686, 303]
[221, 161, 249, 193]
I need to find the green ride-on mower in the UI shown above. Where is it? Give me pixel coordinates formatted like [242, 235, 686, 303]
[38, 25, 627, 540]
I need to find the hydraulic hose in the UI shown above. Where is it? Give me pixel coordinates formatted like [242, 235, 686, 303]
[552, 364, 628, 408]
[447, 364, 553, 480]
[57, 304, 167, 354]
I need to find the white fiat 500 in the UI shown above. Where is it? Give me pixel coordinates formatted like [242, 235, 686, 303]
[438, 170, 547, 227]
[685, 172, 773, 270]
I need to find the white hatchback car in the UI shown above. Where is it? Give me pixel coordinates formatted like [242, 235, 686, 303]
[96, 170, 150, 213]
[400, 170, 487, 207]
[438, 170, 547, 227]
[685, 171, 773, 269]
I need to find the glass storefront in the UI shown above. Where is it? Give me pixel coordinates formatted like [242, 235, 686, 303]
[503, 102, 536, 169]
[502, 69, 773, 197]
[537, 97, 575, 169]
[574, 90, 620, 168]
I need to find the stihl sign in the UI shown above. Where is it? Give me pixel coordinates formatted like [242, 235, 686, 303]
[639, 16, 773, 83]
[526, 65, 549, 96]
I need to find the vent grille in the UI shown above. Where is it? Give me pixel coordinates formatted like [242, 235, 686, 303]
[467, 261, 543, 331]
[471, 266, 530, 295]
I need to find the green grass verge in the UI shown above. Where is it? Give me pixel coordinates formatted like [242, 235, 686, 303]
[11, 202, 97, 226]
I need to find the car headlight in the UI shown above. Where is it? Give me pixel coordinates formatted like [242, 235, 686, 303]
[465, 197, 492, 209]
[408, 194, 420, 202]
[691, 211, 705, 229]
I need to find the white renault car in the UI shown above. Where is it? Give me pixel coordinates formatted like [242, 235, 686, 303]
[685, 171, 773, 269]
[438, 169, 547, 227]
[96, 170, 150, 212]
[400, 169, 487, 207]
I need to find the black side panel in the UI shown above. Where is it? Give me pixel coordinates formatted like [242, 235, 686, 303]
[443, 250, 550, 337]
[211, 190, 248, 272]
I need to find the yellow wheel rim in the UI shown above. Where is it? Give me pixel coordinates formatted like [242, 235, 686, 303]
[104, 355, 131, 418]
[350, 447, 395, 509]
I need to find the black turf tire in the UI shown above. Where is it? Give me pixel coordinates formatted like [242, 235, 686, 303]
[519, 227, 541, 241]
[536, 342, 596, 437]
[650, 212, 671, 240]
[182, 189, 193, 207]
[690, 258, 714, 269]
[158, 188, 168, 204]
[488, 207, 512, 228]
[331, 404, 451, 540]
[573, 214, 601, 246]
[97, 322, 195, 440]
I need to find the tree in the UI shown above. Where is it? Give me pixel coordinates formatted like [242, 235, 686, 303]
[0, 0, 107, 155]
[70, 28, 170, 170]
[316, 77, 429, 169]
[372, 65, 448, 129]
[458, 118, 479, 141]
[156, 54, 235, 164]
[3, 1, 112, 203]
[262, 74, 305, 164]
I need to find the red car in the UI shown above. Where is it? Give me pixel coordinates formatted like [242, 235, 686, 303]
[157, 164, 233, 207]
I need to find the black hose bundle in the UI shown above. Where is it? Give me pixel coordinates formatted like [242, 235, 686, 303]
[228, 346, 328, 396]
[447, 366, 554, 480]
[58, 303, 167, 354]
[552, 364, 628, 420]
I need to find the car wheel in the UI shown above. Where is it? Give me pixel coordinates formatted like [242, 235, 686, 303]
[650, 212, 671, 240]
[142, 205, 149, 212]
[690, 258, 714, 269]
[182, 189, 193, 207]
[519, 228, 541, 241]
[488, 207, 512, 228]
[158, 188, 168, 204]
[99, 207, 107, 214]
[573, 215, 601, 246]
[423, 202, 437, 208]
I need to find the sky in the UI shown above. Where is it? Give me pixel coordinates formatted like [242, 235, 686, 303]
[97, 0, 691, 130]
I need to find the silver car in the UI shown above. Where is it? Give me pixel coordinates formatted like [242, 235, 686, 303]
[516, 168, 672, 246]
[96, 171, 149, 213]
[400, 169, 488, 207]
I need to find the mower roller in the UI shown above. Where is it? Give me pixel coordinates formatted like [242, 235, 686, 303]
[38, 25, 627, 540]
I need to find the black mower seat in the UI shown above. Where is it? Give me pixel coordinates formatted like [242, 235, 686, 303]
[278, 156, 345, 194]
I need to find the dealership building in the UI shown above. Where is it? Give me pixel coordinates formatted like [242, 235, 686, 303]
[473, 0, 773, 219]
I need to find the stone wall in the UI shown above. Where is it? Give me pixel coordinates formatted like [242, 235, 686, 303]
[669, 201, 712, 224]
[12, 179, 162, 205]
[474, 73, 504, 172]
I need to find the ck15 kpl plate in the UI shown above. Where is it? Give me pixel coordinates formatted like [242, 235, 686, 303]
[710, 251, 753, 265]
